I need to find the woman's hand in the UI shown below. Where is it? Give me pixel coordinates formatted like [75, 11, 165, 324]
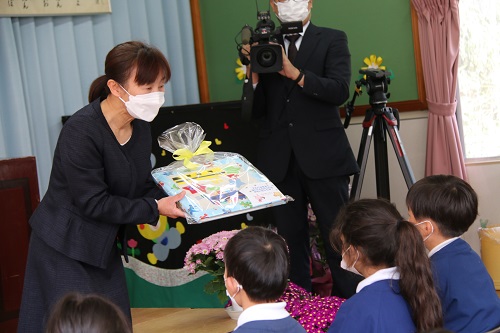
[157, 191, 186, 218]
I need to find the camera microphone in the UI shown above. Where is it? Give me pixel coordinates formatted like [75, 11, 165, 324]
[241, 24, 253, 45]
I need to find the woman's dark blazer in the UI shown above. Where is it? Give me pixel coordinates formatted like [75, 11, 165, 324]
[29, 98, 163, 269]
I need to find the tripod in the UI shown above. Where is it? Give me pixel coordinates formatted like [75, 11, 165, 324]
[344, 70, 416, 201]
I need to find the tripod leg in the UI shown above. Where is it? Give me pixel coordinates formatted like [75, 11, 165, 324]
[373, 117, 391, 199]
[350, 114, 375, 201]
[384, 120, 416, 189]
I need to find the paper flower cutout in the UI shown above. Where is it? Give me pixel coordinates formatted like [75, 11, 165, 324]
[235, 58, 247, 81]
[361, 54, 386, 70]
[358, 54, 394, 82]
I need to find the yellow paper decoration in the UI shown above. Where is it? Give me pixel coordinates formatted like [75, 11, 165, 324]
[172, 141, 213, 169]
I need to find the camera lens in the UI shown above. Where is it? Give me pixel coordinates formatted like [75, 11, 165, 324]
[256, 47, 277, 68]
[250, 44, 282, 73]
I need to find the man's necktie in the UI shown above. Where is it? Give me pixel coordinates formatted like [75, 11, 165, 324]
[286, 34, 300, 63]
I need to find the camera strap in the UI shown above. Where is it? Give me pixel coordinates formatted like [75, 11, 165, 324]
[241, 71, 254, 122]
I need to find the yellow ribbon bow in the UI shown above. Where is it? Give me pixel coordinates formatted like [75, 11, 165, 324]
[172, 141, 213, 169]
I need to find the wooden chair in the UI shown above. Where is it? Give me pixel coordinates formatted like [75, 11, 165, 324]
[0, 157, 39, 332]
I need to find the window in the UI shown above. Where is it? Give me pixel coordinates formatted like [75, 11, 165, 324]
[458, 0, 500, 160]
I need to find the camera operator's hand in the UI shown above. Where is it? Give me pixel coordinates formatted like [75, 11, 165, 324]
[241, 43, 260, 85]
[278, 45, 305, 87]
[241, 43, 251, 63]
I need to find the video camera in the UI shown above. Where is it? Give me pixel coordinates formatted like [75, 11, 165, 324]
[239, 11, 282, 73]
[238, 10, 302, 73]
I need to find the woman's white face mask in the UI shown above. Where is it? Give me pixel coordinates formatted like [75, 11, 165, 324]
[274, 1, 310, 23]
[118, 84, 164, 122]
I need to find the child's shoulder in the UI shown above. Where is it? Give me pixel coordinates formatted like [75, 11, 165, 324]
[432, 239, 488, 276]
[234, 317, 306, 333]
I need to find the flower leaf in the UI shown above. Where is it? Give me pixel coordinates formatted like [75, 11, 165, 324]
[204, 276, 227, 304]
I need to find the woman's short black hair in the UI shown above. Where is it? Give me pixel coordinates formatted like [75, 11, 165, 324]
[88, 40, 170, 102]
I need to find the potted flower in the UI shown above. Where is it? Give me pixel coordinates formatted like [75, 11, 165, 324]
[184, 229, 240, 304]
[280, 282, 345, 332]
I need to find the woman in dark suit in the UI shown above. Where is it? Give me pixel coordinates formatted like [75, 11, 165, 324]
[18, 41, 186, 333]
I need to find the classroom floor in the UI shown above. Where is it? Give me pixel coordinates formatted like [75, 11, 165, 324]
[131, 308, 236, 333]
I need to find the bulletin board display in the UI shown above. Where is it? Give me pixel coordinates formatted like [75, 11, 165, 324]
[0, 0, 111, 17]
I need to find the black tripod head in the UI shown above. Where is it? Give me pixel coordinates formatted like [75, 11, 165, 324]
[344, 68, 394, 128]
[358, 68, 391, 109]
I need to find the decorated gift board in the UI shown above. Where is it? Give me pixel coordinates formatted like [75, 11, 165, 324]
[151, 122, 289, 224]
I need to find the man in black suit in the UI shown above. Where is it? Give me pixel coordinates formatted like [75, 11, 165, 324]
[245, 0, 362, 298]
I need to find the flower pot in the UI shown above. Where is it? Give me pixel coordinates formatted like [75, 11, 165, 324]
[479, 224, 500, 297]
[225, 305, 242, 320]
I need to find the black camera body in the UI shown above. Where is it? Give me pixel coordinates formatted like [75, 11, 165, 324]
[358, 68, 391, 107]
[239, 10, 303, 74]
[245, 11, 283, 73]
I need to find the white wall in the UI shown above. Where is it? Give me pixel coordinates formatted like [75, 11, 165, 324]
[345, 110, 500, 255]
[464, 162, 500, 254]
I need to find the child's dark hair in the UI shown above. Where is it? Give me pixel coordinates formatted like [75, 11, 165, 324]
[45, 292, 131, 333]
[224, 226, 289, 303]
[88, 40, 171, 102]
[330, 198, 443, 331]
[406, 174, 478, 237]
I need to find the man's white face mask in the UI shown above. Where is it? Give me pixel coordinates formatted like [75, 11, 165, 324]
[274, 0, 310, 23]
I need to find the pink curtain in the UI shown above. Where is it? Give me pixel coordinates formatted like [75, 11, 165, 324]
[412, 0, 467, 179]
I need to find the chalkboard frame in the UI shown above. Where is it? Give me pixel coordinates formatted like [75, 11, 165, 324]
[189, 0, 426, 115]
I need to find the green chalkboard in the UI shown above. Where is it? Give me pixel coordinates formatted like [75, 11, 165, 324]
[198, 0, 419, 108]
